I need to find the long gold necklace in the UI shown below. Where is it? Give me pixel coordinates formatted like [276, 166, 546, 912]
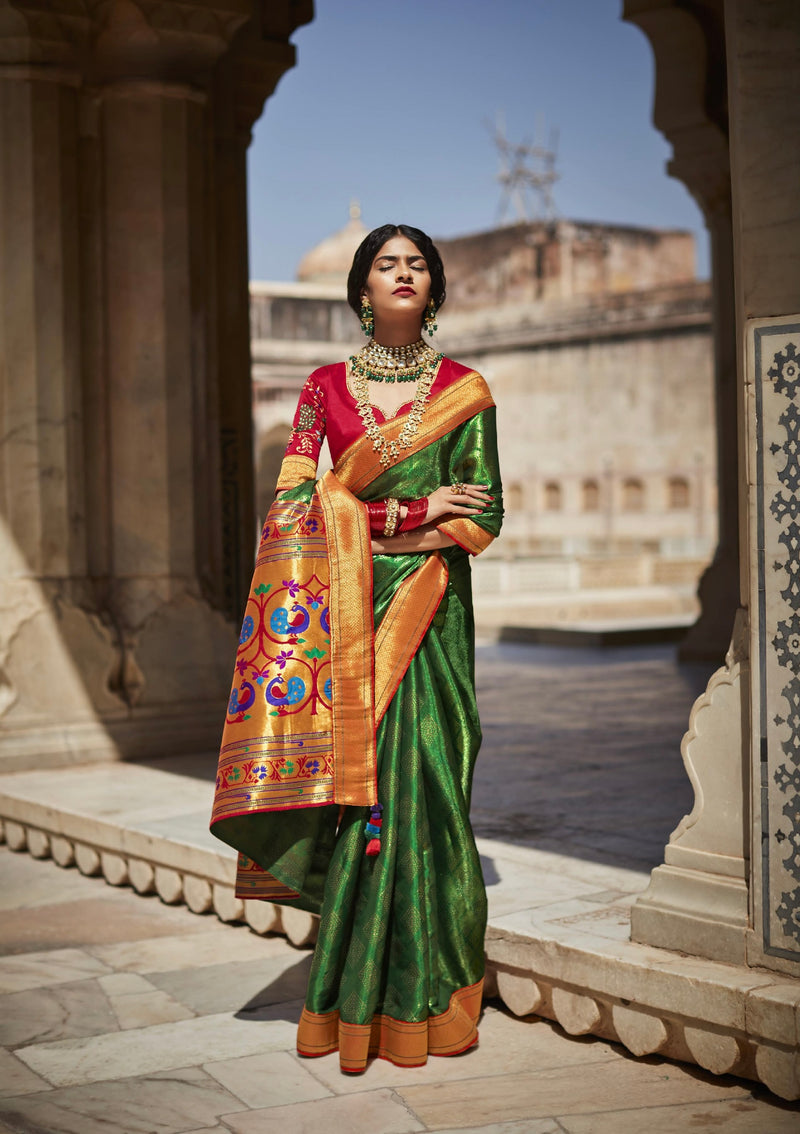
[349, 352, 441, 468]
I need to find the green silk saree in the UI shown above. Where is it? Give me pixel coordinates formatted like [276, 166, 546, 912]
[211, 360, 503, 1071]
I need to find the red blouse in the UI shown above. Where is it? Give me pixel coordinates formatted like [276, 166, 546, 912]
[283, 357, 474, 469]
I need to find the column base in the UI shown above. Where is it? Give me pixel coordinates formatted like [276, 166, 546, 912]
[631, 863, 749, 965]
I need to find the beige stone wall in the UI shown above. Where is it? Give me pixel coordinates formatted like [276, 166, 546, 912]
[437, 220, 696, 309]
[449, 317, 715, 557]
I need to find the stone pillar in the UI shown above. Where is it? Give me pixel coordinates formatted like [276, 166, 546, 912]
[725, 0, 800, 973]
[680, 194, 740, 662]
[0, 0, 313, 768]
[627, 0, 800, 983]
[97, 82, 236, 739]
[210, 8, 307, 618]
[624, 0, 738, 664]
[625, 0, 748, 962]
[0, 54, 124, 764]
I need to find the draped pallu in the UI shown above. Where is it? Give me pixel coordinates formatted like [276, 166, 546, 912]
[211, 360, 503, 1071]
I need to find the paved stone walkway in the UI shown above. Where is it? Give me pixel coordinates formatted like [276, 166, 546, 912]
[471, 641, 712, 868]
[1, 642, 798, 1130]
[0, 847, 797, 1134]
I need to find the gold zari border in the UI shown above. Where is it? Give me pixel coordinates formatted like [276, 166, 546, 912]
[276, 454, 317, 492]
[437, 517, 495, 555]
[374, 553, 449, 724]
[234, 855, 299, 901]
[296, 979, 483, 1071]
[334, 371, 495, 493]
[317, 472, 377, 806]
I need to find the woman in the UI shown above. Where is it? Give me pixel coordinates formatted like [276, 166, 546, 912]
[211, 223, 503, 1073]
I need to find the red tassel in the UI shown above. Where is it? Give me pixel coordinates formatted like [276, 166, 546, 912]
[365, 838, 381, 857]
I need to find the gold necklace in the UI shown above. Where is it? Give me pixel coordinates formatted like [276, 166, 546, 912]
[349, 355, 440, 467]
[350, 338, 442, 383]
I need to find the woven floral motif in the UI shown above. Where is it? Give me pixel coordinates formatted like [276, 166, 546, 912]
[286, 378, 326, 459]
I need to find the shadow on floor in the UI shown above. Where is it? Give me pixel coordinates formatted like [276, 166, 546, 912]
[134, 641, 716, 879]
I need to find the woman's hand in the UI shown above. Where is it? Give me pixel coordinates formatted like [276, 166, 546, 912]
[425, 483, 493, 523]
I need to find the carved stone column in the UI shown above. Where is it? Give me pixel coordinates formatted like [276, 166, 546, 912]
[625, 0, 738, 664]
[627, 0, 800, 989]
[0, 13, 123, 764]
[624, 0, 749, 961]
[725, 0, 800, 975]
[0, 0, 312, 767]
[210, 6, 309, 618]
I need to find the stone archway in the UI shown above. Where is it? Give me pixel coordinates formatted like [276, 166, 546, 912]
[0, 0, 313, 765]
[624, 0, 738, 666]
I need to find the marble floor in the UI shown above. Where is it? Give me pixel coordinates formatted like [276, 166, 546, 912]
[0, 847, 797, 1134]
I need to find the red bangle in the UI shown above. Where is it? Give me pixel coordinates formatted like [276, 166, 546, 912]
[398, 497, 429, 533]
[366, 501, 388, 533]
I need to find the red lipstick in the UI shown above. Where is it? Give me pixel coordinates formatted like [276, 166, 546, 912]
[393, 286, 416, 296]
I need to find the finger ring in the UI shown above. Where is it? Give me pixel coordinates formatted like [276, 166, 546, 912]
[451, 482, 467, 495]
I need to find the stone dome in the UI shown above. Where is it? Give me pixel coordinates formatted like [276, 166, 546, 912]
[296, 202, 368, 285]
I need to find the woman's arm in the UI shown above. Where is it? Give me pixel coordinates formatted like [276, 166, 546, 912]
[435, 407, 503, 555]
[371, 522, 457, 555]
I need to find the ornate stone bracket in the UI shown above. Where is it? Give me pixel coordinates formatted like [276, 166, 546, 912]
[630, 608, 750, 963]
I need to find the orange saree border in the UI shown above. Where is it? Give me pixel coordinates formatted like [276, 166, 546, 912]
[234, 852, 299, 902]
[317, 471, 377, 806]
[334, 371, 495, 494]
[296, 978, 483, 1071]
[374, 552, 449, 725]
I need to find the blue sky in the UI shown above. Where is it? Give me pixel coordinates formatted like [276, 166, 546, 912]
[247, 0, 709, 281]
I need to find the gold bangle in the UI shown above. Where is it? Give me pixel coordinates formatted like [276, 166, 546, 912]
[383, 497, 400, 537]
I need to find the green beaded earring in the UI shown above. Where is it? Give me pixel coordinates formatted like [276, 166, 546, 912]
[360, 296, 374, 338]
[424, 297, 438, 337]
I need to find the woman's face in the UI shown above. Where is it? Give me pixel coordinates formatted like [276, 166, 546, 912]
[362, 234, 431, 329]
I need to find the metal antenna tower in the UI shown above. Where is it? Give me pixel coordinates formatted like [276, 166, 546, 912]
[489, 112, 560, 224]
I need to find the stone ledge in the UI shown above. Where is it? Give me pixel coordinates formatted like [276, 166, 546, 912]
[485, 923, 800, 1100]
[1, 767, 798, 1100]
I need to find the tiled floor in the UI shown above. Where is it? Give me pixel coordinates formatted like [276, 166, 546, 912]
[1, 847, 797, 1134]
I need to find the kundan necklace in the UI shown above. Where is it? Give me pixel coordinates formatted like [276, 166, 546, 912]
[349, 337, 443, 383]
[349, 346, 442, 468]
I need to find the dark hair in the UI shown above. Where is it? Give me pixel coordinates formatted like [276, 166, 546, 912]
[347, 223, 447, 318]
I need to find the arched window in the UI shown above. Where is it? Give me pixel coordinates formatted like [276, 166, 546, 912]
[582, 478, 600, 512]
[544, 480, 562, 511]
[668, 476, 690, 509]
[507, 482, 523, 511]
[622, 477, 645, 511]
